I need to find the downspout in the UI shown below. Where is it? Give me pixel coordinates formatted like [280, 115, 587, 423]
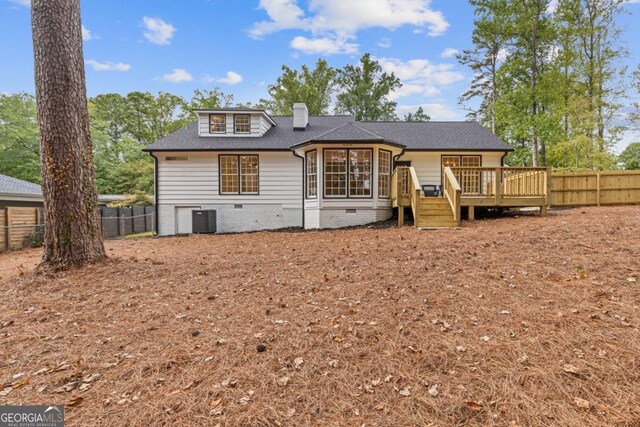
[500, 151, 509, 166]
[149, 152, 159, 236]
[392, 148, 405, 169]
[291, 150, 305, 230]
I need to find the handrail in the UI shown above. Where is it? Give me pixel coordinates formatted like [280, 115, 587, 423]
[408, 167, 421, 220]
[443, 167, 461, 222]
[449, 166, 548, 200]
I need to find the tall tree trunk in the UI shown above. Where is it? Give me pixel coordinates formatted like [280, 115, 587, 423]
[31, 0, 106, 270]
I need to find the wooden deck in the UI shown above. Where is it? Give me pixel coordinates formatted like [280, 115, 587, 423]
[390, 166, 550, 228]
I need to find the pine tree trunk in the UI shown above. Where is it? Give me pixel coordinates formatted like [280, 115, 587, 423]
[31, 0, 106, 270]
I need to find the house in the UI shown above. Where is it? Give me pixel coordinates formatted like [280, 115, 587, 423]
[143, 103, 554, 236]
[0, 174, 43, 209]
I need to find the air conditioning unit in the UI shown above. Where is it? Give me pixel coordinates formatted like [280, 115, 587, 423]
[192, 210, 216, 234]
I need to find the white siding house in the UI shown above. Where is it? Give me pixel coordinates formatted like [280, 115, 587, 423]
[144, 104, 513, 235]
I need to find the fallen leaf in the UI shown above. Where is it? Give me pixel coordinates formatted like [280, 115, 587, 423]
[399, 387, 411, 397]
[465, 401, 482, 411]
[210, 398, 224, 416]
[294, 357, 304, 369]
[286, 408, 296, 417]
[428, 384, 439, 396]
[563, 364, 579, 375]
[68, 396, 83, 407]
[328, 359, 339, 368]
[277, 376, 290, 387]
[0, 387, 12, 397]
[574, 397, 590, 409]
[374, 403, 385, 411]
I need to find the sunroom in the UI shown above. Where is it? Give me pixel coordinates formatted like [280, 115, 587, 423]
[292, 132, 405, 229]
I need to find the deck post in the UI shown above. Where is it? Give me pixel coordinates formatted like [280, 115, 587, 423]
[494, 168, 501, 204]
[398, 207, 404, 226]
[468, 206, 475, 221]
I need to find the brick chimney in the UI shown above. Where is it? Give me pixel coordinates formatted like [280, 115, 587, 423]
[293, 103, 308, 131]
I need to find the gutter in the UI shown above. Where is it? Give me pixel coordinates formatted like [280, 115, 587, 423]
[149, 152, 159, 236]
[291, 150, 305, 230]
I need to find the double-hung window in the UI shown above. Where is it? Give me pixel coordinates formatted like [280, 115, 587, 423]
[323, 149, 372, 198]
[219, 155, 259, 194]
[378, 149, 391, 198]
[234, 115, 251, 134]
[306, 150, 317, 199]
[210, 114, 226, 133]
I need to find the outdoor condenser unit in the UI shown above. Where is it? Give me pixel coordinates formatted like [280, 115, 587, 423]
[192, 209, 217, 234]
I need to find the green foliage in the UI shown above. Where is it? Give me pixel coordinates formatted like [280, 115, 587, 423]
[0, 93, 41, 183]
[461, 0, 629, 170]
[23, 228, 44, 248]
[334, 54, 402, 121]
[107, 192, 154, 207]
[619, 142, 640, 170]
[403, 107, 431, 122]
[267, 59, 337, 116]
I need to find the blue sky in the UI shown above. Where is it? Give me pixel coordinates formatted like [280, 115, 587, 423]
[1, 0, 639, 151]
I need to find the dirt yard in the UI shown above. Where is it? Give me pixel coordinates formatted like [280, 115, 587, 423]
[0, 206, 638, 426]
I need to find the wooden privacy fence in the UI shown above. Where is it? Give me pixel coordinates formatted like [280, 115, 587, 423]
[0, 206, 155, 252]
[0, 207, 43, 251]
[550, 170, 640, 206]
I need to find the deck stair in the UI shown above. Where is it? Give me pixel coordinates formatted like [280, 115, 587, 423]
[415, 197, 458, 228]
[390, 165, 550, 229]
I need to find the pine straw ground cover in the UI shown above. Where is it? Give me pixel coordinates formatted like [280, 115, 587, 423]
[0, 206, 639, 427]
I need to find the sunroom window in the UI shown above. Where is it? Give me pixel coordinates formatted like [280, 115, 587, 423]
[323, 149, 372, 198]
[378, 149, 391, 198]
[306, 150, 317, 199]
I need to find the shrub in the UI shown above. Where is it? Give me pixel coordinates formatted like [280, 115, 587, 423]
[23, 228, 44, 248]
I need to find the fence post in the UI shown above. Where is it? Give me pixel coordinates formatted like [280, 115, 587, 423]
[6, 208, 12, 250]
[119, 212, 125, 238]
[596, 171, 601, 206]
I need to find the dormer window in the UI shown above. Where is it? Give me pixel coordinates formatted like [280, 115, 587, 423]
[209, 114, 226, 133]
[234, 114, 251, 134]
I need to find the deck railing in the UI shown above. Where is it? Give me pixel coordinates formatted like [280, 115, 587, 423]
[449, 167, 549, 200]
[390, 166, 421, 225]
[443, 167, 462, 221]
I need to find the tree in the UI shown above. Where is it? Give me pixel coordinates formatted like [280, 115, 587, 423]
[619, 142, 640, 170]
[458, 0, 509, 134]
[0, 93, 40, 183]
[31, 0, 106, 269]
[630, 64, 640, 130]
[335, 53, 402, 121]
[403, 107, 431, 122]
[267, 59, 337, 116]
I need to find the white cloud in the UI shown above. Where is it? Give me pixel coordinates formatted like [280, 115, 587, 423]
[378, 57, 465, 86]
[85, 60, 130, 72]
[82, 25, 93, 41]
[388, 83, 440, 101]
[201, 71, 244, 85]
[10, 0, 30, 7]
[142, 17, 176, 45]
[161, 68, 192, 83]
[290, 36, 358, 55]
[377, 38, 392, 48]
[396, 103, 462, 121]
[441, 48, 459, 59]
[219, 71, 244, 85]
[249, 0, 448, 54]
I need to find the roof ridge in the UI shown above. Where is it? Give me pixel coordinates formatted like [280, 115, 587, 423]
[350, 122, 386, 139]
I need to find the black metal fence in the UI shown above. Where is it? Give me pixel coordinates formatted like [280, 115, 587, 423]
[100, 206, 155, 239]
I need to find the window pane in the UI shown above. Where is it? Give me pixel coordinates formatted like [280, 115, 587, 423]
[306, 151, 317, 198]
[378, 150, 391, 198]
[461, 156, 481, 167]
[210, 114, 226, 133]
[240, 155, 259, 194]
[220, 155, 239, 193]
[324, 150, 347, 197]
[235, 115, 251, 133]
[349, 149, 372, 197]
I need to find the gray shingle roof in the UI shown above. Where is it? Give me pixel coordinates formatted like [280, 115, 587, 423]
[0, 174, 42, 196]
[143, 115, 512, 152]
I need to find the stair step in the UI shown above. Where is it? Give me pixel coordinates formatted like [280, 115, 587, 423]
[419, 198, 449, 205]
[417, 220, 459, 228]
[418, 207, 453, 214]
[416, 214, 455, 222]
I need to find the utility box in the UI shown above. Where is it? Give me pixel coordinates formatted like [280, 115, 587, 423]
[192, 210, 216, 234]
